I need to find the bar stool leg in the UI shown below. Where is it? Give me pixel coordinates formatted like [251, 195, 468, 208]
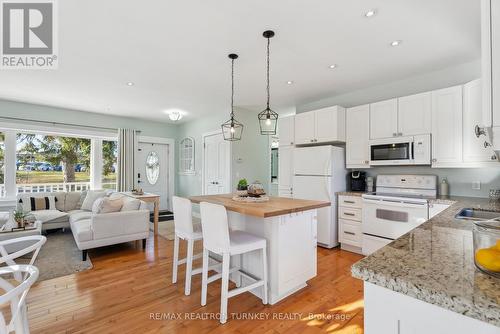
[201, 248, 209, 306]
[172, 235, 180, 284]
[220, 253, 230, 324]
[185, 239, 194, 295]
[235, 254, 242, 288]
[262, 247, 268, 304]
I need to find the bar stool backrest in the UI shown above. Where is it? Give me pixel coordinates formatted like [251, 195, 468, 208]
[200, 202, 230, 254]
[172, 196, 194, 236]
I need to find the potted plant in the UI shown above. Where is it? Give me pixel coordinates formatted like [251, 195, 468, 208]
[13, 209, 30, 228]
[237, 179, 248, 191]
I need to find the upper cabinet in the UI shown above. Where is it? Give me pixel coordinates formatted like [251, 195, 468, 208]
[346, 105, 370, 168]
[294, 106, 346, 145]
[279, 115, 295, 147]
[463, 79, 498, 163]
[398, 92, 432, 136]
[369, 99, 398, 139]
[431, 86, 463, 166]
[370, 94, 432, 140]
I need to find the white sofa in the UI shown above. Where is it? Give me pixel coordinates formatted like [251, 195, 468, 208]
[16, 191, 151, 260]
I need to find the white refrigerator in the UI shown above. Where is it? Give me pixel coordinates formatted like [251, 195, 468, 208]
[293, 146, 347, 248]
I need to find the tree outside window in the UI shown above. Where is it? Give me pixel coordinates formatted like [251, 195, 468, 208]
[102, 140, 117, 190]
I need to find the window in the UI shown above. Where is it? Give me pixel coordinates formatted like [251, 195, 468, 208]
[102, 140, 117, 190]
[179, 137, 195, 175]
[0, 132, 4, 197]
[16, 133, 91, 193]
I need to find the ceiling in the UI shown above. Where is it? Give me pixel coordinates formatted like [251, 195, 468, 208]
[0, 0, 480, 123]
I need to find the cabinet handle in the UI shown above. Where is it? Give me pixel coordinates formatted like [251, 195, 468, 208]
[310, 139, 314, 143]
[290, 142, 294, 145]
[432, 158, 437, 163]
[491, 155, 498, 160]
[343, 200, 355, 204]
[365, 160, 369, 164]
[344, 212, 355, 216]
[393, 133, 397, 137]
[398, 132, 403, 136]
[344, 231, 356, 236]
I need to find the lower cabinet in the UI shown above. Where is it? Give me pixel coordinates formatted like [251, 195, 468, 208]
[338, 195, 363, 254]
[364, 282, 499, 334]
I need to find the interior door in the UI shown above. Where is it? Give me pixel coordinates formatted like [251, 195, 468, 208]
[137, 142, 169, 210]
[203, 133, 230, 195]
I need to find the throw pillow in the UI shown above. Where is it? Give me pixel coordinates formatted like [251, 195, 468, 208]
[19, 195, 56, 212]
[81, 191, 106, 211]
[121, 197, 141, 211]
[92, 197, 123, 214]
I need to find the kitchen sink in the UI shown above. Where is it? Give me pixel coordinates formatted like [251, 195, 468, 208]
[455, 208, 500, 221]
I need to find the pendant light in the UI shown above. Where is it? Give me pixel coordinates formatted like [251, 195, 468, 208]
[221, 54, 244, 141]
[258, 30, 278, 135]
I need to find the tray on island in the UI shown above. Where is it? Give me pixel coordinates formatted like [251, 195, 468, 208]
[232, 195, 270, 203]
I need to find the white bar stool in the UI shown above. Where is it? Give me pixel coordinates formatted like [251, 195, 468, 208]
[199, 202, 268, 324]
[172, 196, 219, 296]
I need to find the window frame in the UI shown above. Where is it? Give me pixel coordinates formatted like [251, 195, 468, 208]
[179, 137, 195, 175]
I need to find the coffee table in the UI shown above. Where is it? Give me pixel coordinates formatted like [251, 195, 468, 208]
[0, 220, 42, 253]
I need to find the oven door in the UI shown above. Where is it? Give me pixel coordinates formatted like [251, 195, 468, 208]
[369, 137, 414, 165]
[362, 198, 428, 239]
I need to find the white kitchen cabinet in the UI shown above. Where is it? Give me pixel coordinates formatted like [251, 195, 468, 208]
[278, 146, 293, 197]
[294, 106, 346, 145]
[398, 92, 432, 136]
[278, 115, 295, 146]
[338, 195, 362, 254]
[463, 79, 498, 163]
[346, 104, 370, 168]
[369, 98, 398, 139]
[431, 86, 463, 167]
[364, 282, 499, 334]
[294, 112, 315, 145]
[429, 203, 450, 218]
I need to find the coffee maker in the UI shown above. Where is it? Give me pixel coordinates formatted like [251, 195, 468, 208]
[349, 171, 367, 191]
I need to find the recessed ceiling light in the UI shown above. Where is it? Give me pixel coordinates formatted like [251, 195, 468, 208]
[391, 40, 402, 47]
[126, 82, 134, 86]
[329, 64, 338, 69]
[287, 81, 294, 85]
[364, 9, 377, 17]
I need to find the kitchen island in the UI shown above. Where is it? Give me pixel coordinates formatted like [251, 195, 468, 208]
[190, 194, 330, 304]
[352, 196, 500, 333]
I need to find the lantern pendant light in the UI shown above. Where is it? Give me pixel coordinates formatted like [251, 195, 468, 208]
[258, 30, 278, 135]
[221, 53, 244, 141]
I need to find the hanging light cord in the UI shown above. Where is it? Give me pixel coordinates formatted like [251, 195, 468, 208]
[266, 37, 271, 110]
[231, 57, 235, 119]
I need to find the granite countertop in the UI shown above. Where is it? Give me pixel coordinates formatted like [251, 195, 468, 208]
[351, 196, 500, 327]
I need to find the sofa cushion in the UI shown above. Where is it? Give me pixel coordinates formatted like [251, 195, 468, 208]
[64, 192, 82, 211]
[121, 197, 141, 211]
[92, 197, 123, 214]
[18, 192, 66, 211]
[81, 191, 106, 211]
[69, 211, 92, 224]
[30, 210, 68, 223]
[71, 219, 93, 242]
[19, 195, 56, 212]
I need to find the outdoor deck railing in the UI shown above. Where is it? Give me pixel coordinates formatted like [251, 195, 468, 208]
[0, 182, 117, 197]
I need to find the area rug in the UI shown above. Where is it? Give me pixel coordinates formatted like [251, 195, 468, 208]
[157, 218, 201, 241]
[19, 229, 93, 281]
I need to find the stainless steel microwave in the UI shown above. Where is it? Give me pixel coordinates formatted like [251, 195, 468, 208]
[369, 134, 431, 166]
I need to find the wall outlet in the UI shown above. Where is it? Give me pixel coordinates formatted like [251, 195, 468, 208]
[472, 181, 481, 190]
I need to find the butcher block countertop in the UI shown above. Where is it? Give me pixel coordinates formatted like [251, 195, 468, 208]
[189, 194, 330, 218]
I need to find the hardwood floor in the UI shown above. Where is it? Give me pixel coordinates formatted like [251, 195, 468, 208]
[26, 234, 364, 334]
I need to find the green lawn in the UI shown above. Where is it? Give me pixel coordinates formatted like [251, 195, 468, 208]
[16, 171, 116, 184]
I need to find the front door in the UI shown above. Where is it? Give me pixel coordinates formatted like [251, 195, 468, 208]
[137, 142, 169, 210]
[203, 133, 230, 195]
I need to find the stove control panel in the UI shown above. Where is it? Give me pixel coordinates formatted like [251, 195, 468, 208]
[376, 175, 437, 190]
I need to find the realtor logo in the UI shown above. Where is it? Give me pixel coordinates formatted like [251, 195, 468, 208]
[0, 0, 58, 69]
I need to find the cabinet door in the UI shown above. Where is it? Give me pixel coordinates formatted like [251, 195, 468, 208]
[463, 79, 496, 162]
[279, 115, 295, 146]
[398, 92, 431, 136]
[294, 112, 315, 145]
[315, 106, 346, 143]
[431, 86, 463, 165]
[346, 104, 370, 168]
[278, 146, 293, 192]
[369, 99, 398, 139]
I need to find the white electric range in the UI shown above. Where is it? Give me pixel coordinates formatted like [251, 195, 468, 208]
[361, 175, 437, 255]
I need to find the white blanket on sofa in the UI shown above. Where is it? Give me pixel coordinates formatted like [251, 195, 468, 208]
[30, 210, 68, 223]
